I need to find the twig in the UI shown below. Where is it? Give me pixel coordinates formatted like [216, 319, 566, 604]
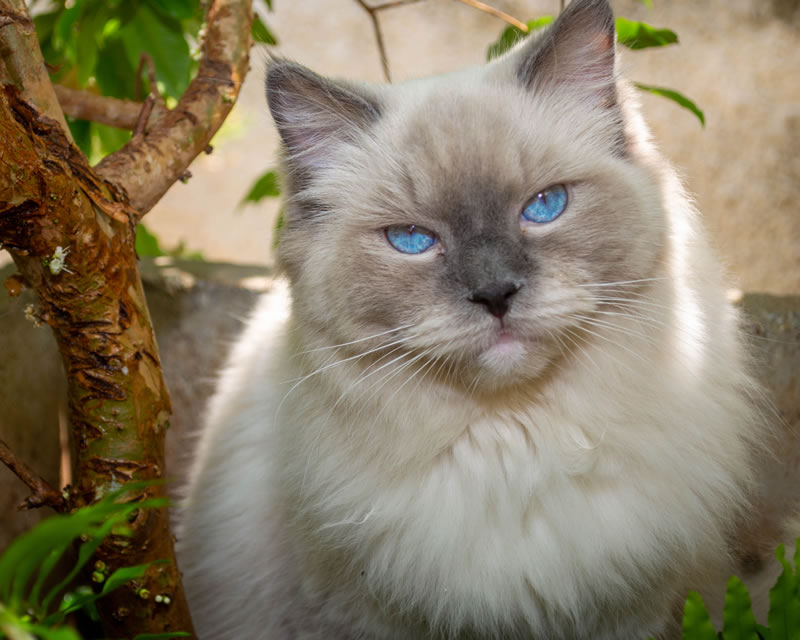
[132, 93, 157, 138]
[53, 84, 168, 130]
[353, 0, 528, 83]
[453, 0, 529, 31]
[354, 0, 394, 82]
[135, 52, 159, 102]
[0, 439, 66, 512]
[560, 0, 566, 13]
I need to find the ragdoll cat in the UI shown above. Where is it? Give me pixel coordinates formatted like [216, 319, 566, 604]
[178, 0, 774, 637]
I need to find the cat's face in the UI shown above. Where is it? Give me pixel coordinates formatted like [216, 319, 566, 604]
[268, 0, 666, 389]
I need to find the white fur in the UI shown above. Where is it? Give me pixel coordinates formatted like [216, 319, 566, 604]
[179, 6, 770, 638]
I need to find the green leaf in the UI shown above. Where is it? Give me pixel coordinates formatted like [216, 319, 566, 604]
[96, 38, 138, 100]
[101, 563, 151, 596]
[252, 14, 278, 45]
[486, 17, 554, 61]
[615, 17, 678, 50]
[240, 170, 281, 207]
[768, 544, 800, 640]
[53, 0, 87, 61]
[119, 3, 191, 99]
[682, 591, 717, 640]
[273, 206, 285, 249]
[136, 224, 166, 257]
[636, 0, 653, 6]
[634, 83, 705, 126]
[723, 575, 760, 640]
[146, 0, 199, 20]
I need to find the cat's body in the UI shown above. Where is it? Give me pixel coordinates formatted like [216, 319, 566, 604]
[179, 2, 773, 637]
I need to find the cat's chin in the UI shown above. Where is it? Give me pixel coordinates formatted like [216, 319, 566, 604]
[475, 331, 552, 383]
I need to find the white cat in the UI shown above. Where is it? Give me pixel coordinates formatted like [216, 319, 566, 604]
[178, 1, 776, 637]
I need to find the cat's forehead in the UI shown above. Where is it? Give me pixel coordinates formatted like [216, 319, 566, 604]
[373, 79, 560, 202]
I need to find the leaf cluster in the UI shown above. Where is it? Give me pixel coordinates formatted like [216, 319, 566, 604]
[33, 0, 204, 161]
[680, 543, 800, 640]
[0, 483, 187, 640]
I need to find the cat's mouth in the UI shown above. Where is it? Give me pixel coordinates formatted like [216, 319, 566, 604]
[477, 328, 528, 373]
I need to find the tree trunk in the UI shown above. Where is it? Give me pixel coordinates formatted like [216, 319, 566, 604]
[0, 0, 253, 636]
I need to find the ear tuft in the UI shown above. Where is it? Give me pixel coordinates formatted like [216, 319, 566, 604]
[266, 61, 382, 172]
[515, 0, 617, 107]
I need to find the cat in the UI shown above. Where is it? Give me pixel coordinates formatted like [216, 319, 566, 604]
[178, 0, 776, 637]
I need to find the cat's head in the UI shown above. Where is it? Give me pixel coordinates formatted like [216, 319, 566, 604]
[266, 0, 666, 390]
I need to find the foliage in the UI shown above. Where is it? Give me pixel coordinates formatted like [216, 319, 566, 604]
[680, 541, 800, 640]
[32, 0, 276, 162]
[135, 224, 204, 261]
[33, 0, 203, 161]
[0, 483, 189, 640]
[239, 169, 280, 207]
[485, 8, 704, 126]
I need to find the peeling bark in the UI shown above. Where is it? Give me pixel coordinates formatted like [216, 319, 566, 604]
[0, 0, 71, 138]
[0, 83, 196, 638]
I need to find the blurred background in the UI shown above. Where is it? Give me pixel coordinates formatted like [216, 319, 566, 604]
[141, 0, 799, 295]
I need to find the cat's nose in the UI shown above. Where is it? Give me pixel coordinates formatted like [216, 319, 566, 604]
[468, 282, 521, 319]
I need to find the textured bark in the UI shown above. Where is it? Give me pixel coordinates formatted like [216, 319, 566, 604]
[0, 0, 71, 137]
[0, 83, 195, 638]
[0, 0, 254, 637]
[95, 0, 252, 218]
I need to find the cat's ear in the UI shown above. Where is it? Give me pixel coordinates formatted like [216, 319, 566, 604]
[515, 0, 617, 108]
[266, 60, 382, 171]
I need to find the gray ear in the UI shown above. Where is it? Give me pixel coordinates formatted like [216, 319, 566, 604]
[515, 0, 617, 107]
[266, 61, 382, 172]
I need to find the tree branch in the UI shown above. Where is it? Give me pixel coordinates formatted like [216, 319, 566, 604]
[0, 81, 196, 638]
[95, 0, 253, 218]
[453, 0, 529, 32]
[53, 84, 168, 131]
[354, 0, 528, 84]
[0, 439, 66, 512]
[354, 0, 424, 83]
[0, 0, 72, 139]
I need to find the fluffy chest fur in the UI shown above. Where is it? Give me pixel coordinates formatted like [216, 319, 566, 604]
[273, 302, 752, 638]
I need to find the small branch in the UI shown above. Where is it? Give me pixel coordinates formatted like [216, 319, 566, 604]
[132, 93, 157, 138]
[355, 0, 392, 82]
[453, 0, 529, 31]
[370, 0, 423, 8]
[354, 0, 526, 83]
[134, 52, 158, 102]
[53, 84, 168, 131]
[0, 439, 66, 512]
[560, 0, 566, 13]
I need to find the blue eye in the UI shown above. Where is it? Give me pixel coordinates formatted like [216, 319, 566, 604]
[522, 184, 568, 223]
[385, 224, 437, 254]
